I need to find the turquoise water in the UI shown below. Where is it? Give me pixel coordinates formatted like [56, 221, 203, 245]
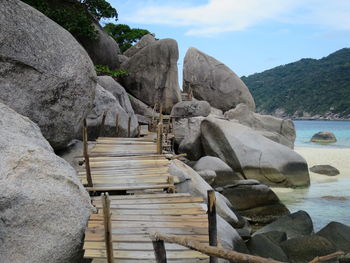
[294, 120, 350, 148]
[275, 120, 350, 231]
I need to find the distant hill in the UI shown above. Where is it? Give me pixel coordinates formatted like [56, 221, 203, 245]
[241, 48, 350, 119]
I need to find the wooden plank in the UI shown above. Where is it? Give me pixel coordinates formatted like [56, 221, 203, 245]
[84, 233, 209, 243]
[92, 193, 191, 200]
[94, 203, 206, 210]
[98, 208, 206, 215]
[92, 197, 204, 205]
[87, 220, 208, 229]
[92, 258, 208, 263]
[87, 226, 208, 235]
[84, 241, 190, 251]
[79, 167, 169, 175]
[89, 214, 208, 222]
[86, 184, 172, 192]
[84, 249, 208, 259]
[79, 173, 171, 180]
[81, 177, 171, 185]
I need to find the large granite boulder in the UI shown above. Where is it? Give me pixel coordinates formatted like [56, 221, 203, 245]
[280, 235, 337, 263]
[0, 0, 96, 150]
[247, 234, 288, 261]
[193, 156, 242, 186]
[217, 180, 290, 224]
[316, 222, 350, 252]
[254, 211, 314, 239]
[78, 22, 121, 69]
[173, 117, 205, 160]
[201, 117, 310, 187]
[171, 100, 211, 118]
[85, 84, 138, 139]
[311, 131, 337, 143]
[0, 103, 92, 263]
[124, 34, 156, 57]
[183, 47, 255, 112]
[169, 159, 245, 228]
[121, 38, 181, 113]
[224, 103, 296, 148]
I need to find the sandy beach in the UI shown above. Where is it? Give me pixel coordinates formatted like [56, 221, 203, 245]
[295, 146, 350, 182]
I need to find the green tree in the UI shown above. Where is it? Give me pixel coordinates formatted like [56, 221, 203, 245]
[22, 0, 118, 40]
[103, 23, 151, 52]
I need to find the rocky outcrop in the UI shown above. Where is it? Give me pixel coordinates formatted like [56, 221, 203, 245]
[124, 34, 156, 57]
[316, 222, 350, 252]
[247, 234, 288, 261]
[183, 47, 255, 112]
[193, 156, 242, 186]
[254, 211, 314, 239]
[0, 103, 92, 263]
[201, 117, 310, 187]
[310, 165, 340, 176]
[0, 0, 96, 149]
[280, 236, 336, 263]
[121, 38, 181, 113]
[169, 159, 245, 228]
[173, 117, 205, 160]
[311, 131, 337, 143]
[217, 180, 290, 224]
[86, 84, 138, 138]
[171, 100, 211, 118]
[224, 103, 296, 148]
[78, 22, 121, 69]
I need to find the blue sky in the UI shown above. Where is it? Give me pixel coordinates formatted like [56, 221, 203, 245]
[106, 0, 350, 77]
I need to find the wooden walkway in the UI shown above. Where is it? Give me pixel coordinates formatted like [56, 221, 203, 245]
[79, 122, 212, 262]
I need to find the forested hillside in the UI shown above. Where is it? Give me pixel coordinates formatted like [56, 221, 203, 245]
[241, 48, 350, 118]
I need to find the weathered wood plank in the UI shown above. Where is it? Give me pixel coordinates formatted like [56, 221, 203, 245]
[86, 184, 172, 192]
[92, 197, 204, 206]
[89, 214, 207, 222]
[87, 220, 208, 229]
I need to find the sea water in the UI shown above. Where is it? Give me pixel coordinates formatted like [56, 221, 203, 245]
[274, 120, 350, 231]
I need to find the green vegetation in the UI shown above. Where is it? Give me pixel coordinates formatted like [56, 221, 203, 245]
[95, 65, 129, 78]
[104, 23, 151, 52]
[22, 0, 117, 40]
[242, 48, 350, 117]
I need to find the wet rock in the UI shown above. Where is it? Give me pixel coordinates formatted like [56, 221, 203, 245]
[310, 165, 340, 176]
[316, 222, 350, 252]
[247, 234, 288, 261]
[311, 131, 337, 143]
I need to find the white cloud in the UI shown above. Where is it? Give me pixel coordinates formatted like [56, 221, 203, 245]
[120, 0, 350, 36]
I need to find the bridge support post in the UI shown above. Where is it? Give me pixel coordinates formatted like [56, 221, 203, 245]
[98, 110, 107, 137]
[102, 193, 114, 263]
[115, 113, 119, 137]
[207, 190, 218, 263]
[83, 119, 93, 187]
[128, 116, 131, 137]
[152, 239, 167, 263]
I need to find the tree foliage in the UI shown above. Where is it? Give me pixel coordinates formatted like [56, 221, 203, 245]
[103, 23, 151, 52]
[241, 48, 350, 117]
[22, 0, 118, 40]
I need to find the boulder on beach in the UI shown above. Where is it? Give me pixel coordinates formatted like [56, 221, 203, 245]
[0, 0, 96, 149]
[280, 235, 337, 263]
[310, 165, 340, 176]
[173, 117, 205, 160]
[224, 103, 296, 148]
[201, 117, 310, 187]
[247, 234, 288, 261]
[78, 22, 121, 69]
[193, 156, 242, 186]
[183, 47, 255, 112]
[217, 180, 290, 224]
[171, 100, 211, 118]
[311, 131, 337, 143]
[316, 222, 350, 252]
[85, 84, 138, 139]
[254, 210, 314, 239]
[121, 38, 181, 113]
[0, 103, 92, 263]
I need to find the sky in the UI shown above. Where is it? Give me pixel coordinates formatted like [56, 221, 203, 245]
[106, 0, 350, 77]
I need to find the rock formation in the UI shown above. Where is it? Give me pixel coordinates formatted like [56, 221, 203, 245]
[124, 34, 156, 57]
[0, 103, 92, 263]
[201, 117, 310, 187]
[171, 100, 211, 118]
[309, 165, 340, 176]
[183, 47, 255, 112]
[121, 38, 181, 113]
[311, 131, 337, 143]
[0, 0, 96, 149]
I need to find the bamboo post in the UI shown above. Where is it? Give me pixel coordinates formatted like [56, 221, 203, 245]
[207, 190, 218, 263]
[115, 113, 119, 137]
[156, 122, 163, 154]
[167, 176, 175, 193]
[83, 119, 93, 187]
[152, 239, 167, 263]
[150, 232, 284, 263]
[189, 89, 193, 101]
[102, 193, 114, 263]
[128, 116, 131, 137]
[99, 110, 107, 137]
[137, 124, 141, 137]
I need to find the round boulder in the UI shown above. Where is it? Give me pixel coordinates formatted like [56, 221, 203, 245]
[310, 165, 340, 176]
[0, 0, 96, 150]
[316, 222, 350, 252]
[311, 131, 337, 143]
[171, 100, 211, 118]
